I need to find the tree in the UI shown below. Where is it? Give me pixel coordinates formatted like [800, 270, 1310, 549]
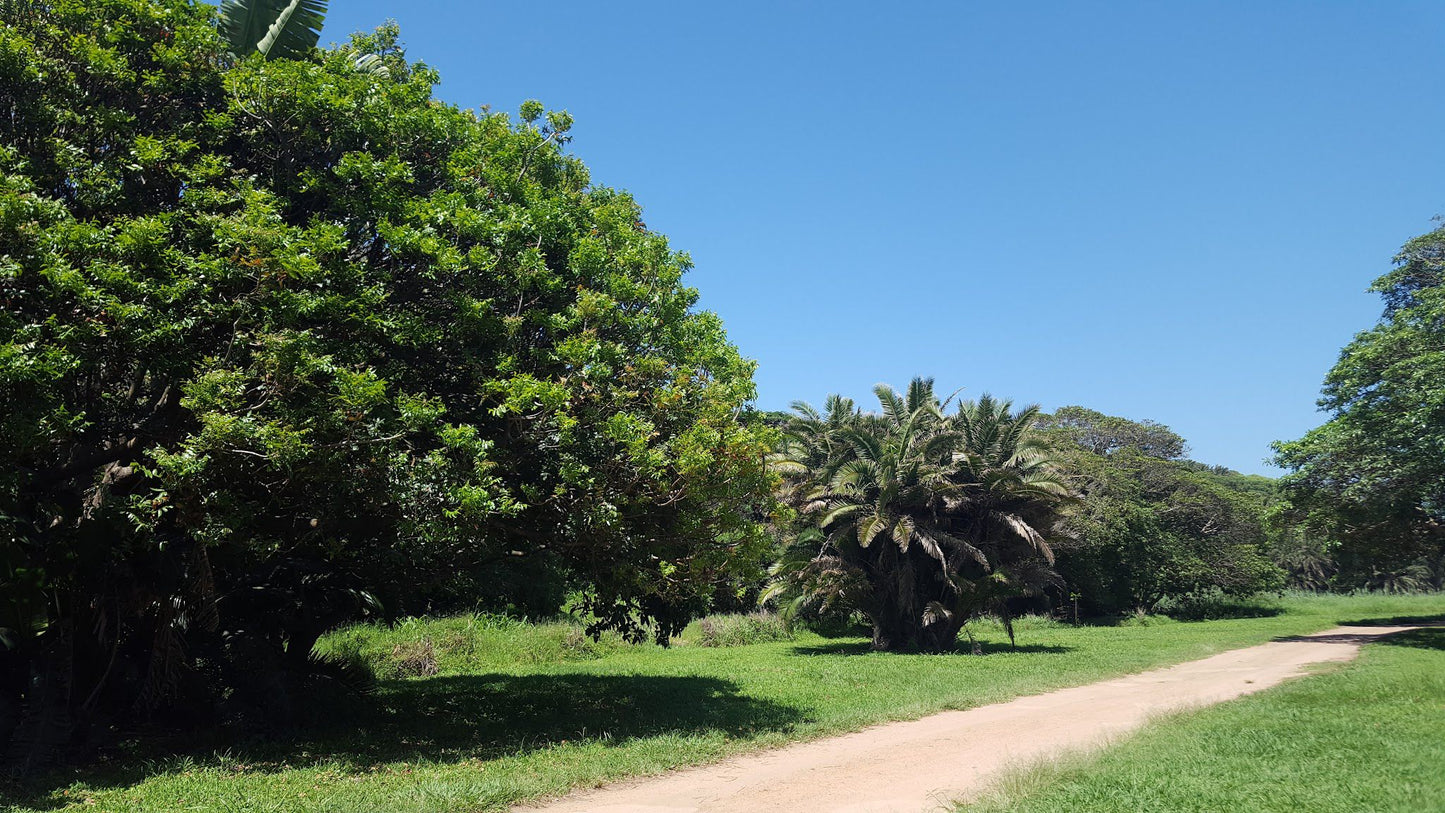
[1273, 222, 1445, 589]
[1036, 405, 1187, 460]
[1037, 410, 1283, 614]
[0, 0, 772, 764]
[769, 381, 1069, 652]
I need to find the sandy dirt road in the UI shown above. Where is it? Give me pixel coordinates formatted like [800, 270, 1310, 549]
[517, 625, 1416, 813]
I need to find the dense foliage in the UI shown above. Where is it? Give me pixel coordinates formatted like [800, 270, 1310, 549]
[1037, 408, 1283, 615]
[769, 381, 1069, 652]
[0, 0, 771, 764]
[1274, 223, 1445, 591]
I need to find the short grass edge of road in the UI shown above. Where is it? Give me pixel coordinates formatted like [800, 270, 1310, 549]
[958, 624, 1445, 813]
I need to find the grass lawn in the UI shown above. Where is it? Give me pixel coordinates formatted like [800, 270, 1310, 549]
[961, 623, 1445, 813]
[5, 593, 1444, 813]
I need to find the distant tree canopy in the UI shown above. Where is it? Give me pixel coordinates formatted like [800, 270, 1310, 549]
[1274, 222, 1445, 591]
[0, 0, 771, 762]
[1036, 410, 1282, 614]
[1036, 405, 1187, 460]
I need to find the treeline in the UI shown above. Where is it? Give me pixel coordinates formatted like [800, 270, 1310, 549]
[1036, 407, 1283, 616]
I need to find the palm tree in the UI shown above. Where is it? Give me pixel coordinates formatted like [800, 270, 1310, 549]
[770, 381, 1071, 652]
[219, 0, 329, 61]
[923, 395, 1072, 646]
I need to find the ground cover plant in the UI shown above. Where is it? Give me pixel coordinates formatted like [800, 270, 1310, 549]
[5, 592, 1443, 812]
[961, 619, 1445, 812]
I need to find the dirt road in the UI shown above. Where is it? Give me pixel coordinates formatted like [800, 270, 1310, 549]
[517, 625, 1415, 813]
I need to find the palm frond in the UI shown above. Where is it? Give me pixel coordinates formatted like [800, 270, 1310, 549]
[220, 0, 328, 61]
[996, 512, 1055, 564]
[874, 384, 907, 427]
[918, 525, 988, 567]
[891, 514, 915, 551]
[841, 426, 884, 462]
[790, 400, 821, 422]
[818, 502, 864, 528]
[857, 512, 890, 548]
[905, 376, 937, 415]
[922, 600, 953, 626]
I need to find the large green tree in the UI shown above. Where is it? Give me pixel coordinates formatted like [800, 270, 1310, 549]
[0, 0, 771, 764]
[1274, 223, 1445, 590]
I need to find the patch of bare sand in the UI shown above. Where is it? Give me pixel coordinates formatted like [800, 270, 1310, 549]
[516, 625, 1418, 813]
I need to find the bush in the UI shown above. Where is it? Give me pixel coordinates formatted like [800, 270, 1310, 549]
[690, 612, 794, 647]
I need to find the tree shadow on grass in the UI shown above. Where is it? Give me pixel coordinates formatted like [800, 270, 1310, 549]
[1079, 603, 1285, 627]
[1162, 603, 1284, 622]
[1272, 620, 1445, 648]
[1335, 613, 1445, 627]
[4, 673, 803, 810]
[791, 640, 1072, 656]
[1375, 627, 1445, 652]
[302, 672, 804, 766]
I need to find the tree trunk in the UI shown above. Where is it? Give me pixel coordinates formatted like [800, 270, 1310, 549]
[5, 621, 75, 772]
[866, 547, 923, 651]
[918, 615, 965, 653]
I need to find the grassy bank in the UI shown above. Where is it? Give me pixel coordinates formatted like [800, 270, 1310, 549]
[962, 623, 1445, 812]
[6, 593, 1444, 813]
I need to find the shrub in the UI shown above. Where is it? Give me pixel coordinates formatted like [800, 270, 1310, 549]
[692, 612, 794, 647]
[1152, 591, 1284, 621]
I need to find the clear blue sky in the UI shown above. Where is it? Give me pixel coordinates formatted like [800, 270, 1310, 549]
[327, 1, 1445, 476]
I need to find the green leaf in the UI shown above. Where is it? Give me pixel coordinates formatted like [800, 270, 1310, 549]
[219, 0, 328, 60]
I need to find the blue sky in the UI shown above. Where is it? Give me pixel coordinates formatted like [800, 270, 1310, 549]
[327, 1, 1445, 475]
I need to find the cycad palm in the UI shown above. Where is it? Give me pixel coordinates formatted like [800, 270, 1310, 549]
[771, 380, 1071, 652]
[927, 396, 1073, 644]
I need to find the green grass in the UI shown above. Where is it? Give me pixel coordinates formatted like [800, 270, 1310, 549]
[5, 593, 1444, 813]
[961, 624, 1445, 813]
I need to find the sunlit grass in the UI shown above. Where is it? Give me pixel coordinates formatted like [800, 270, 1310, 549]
[961, 624, 1445, 813]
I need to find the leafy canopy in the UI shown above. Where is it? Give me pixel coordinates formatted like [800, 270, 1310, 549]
[1274, 222, 1445, 589]
[0, 0, 772, 760]
[1036, 409, 1282, 614]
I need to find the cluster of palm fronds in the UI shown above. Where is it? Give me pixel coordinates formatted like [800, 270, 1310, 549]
[765, 378, 1073, 652]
